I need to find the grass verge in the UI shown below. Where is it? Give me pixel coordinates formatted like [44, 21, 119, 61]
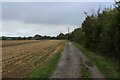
[81, 62, 89, 78]
[29, 46, 64, 78]
[73, 42, 118, 78]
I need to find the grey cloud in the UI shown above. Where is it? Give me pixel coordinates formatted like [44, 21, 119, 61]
[2, 2, 114, 26]
[2, 2, 114, 37]
[2, 21, 78, 37]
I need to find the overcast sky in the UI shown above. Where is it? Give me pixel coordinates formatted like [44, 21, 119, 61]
[1, 2, 114, 37]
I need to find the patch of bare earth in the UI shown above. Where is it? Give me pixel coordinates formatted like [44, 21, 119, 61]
[51, 42, 105, 78]
[2, 40, 64, 78]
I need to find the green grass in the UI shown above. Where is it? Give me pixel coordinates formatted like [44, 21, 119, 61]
[29, 50, 62, 78]
[73, 42, 118, 78]
[81, 62, 89, 78]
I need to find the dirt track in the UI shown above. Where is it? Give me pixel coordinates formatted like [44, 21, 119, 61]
[52, 42, 104, 78]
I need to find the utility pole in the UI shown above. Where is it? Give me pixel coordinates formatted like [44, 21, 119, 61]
[68, 28, 70, 40]
[68, 28, 70, 34]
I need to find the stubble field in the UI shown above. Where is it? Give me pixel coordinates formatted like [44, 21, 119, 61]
[2, 40, 65, 78]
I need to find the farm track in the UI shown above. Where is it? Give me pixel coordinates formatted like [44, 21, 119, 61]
[52, 42, 104, 78]
[2, 40, 65, 78]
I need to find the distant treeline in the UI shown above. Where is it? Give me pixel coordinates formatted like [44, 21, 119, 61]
[0, 33, 70, 40]
[1, 34, 57, 40]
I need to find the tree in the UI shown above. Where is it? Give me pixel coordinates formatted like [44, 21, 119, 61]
[57, 33, 65, 40]
[82, 16, 94, 50]
[70, 28, 84, 44]
[34, 34, 42, 40]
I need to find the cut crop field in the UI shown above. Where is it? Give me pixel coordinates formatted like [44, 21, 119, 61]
[2, 40, 65, 78]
